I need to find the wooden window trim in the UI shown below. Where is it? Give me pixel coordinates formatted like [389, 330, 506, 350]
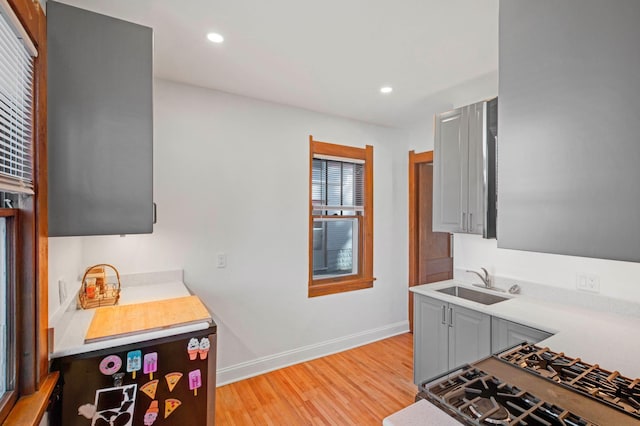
[3, 0, 52, 424]
[308, 136, 374, 297]
[3, 371, 59, 426]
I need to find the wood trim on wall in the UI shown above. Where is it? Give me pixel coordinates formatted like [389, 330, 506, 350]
[408, 151, 432, 286]
[408, 150, 433, 332]
[7, 0, 48, 393]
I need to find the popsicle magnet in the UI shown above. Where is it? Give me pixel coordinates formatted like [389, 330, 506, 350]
[188, 369, 202, 396]
[126, 350, 142, 379]
[143, 400, 159, 426]
[143, 352, 158, 380]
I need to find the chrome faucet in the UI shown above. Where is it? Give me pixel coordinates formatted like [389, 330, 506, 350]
[466, 267, 492, 289]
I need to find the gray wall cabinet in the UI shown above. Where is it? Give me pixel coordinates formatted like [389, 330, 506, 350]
[48, 1, 154, 236]
[433, 99, 497, 238]
[498, 0, 640, 262]
[413, 293, 490, 385]
[490, 317, 552, 354]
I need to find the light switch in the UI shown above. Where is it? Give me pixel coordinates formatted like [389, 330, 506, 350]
[217, 253, 227, 268]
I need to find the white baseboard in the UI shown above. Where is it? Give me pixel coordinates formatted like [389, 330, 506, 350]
[216, 321, 409, 386]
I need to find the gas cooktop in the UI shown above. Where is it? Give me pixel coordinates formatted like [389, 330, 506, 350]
[417, 343, 640, 425]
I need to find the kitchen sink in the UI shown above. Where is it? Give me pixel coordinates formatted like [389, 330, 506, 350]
[436, 286, 508, 305]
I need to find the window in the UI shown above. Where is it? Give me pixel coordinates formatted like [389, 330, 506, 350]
[0, 210, 17, 419]
[0, 2, 36, 195]
[308, 136, 374, 297]
[0, 0, 43, 422]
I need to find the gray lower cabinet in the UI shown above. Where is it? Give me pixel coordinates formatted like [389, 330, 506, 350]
[48, 1, 154, 236]
[414, 293, 491, 385]
[491, 317, 552, 354]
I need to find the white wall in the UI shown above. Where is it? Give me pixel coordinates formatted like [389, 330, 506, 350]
[49, 79, 411, 383]
[400, 69, 640, 304]
[454, 234, 640, 302]
[404, 70, 640, 304]
[405, 70, 498, 152]
[48, 237, 83, 318]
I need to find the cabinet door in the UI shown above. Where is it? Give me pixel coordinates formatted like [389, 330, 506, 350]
[48, 2, 154, 236]
[491, 317, 552, 354]
[498, 1, 640, 262]
[448, 304, 491, 370]
[433, 107, 468, 233]
[413, 295, 448, 385]
[467, 102, 485, 235]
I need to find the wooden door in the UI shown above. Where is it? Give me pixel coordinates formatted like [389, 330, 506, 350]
[408, 151, 453, 332]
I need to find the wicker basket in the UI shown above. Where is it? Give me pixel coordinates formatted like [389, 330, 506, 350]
[78, 264, 121, 309]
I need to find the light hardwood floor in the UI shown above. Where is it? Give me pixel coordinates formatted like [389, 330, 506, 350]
[215, 333, 416, 425]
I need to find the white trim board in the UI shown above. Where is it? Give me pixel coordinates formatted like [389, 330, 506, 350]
[216, 321, 409, 386]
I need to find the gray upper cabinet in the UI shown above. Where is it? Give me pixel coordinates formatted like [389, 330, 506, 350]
[433, 99, 497, 238]
[433, 107, 468, 233]
[48, 1, 154, 236]
[413, 293, 490, 385]
[498, 0, 640, 262]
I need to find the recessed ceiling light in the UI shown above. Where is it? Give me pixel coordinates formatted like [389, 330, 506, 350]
[380, 86, 393, 94]
[207, 32, 224, 43]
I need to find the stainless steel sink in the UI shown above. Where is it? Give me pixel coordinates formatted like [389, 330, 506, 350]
[436, 286, 508, 305]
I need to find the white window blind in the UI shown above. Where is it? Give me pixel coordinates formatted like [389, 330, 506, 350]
[0, 1, 36, 194]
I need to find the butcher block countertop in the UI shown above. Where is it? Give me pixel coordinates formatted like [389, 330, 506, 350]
[51, 281, 214, 358]
[85, 295, 211, 343]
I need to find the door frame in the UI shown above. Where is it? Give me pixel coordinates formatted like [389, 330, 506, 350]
[408, 150, 433, 332]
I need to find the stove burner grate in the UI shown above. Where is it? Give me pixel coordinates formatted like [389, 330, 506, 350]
[419, 366, 596, 425]
[499, 344, 640, 420]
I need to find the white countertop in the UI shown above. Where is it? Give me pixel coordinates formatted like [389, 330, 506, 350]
[383, 400, 462, 426]
[411, 279, 640, 378]
[386, 280, 640, 425]
[51, 281, 213, 358]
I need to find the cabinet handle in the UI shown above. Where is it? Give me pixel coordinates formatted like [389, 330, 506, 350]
[153, 202, 157, 224]
[449, 307, 454, 327]
[462, 213, 466, 231]
[469, 213, 473, 232]
[441, 305, 447, 325]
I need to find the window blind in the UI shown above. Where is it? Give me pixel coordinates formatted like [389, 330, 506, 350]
[312, 158, 364, 214]
[0, 1, 36, 194]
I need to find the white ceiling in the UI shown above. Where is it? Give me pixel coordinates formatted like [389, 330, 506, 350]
[54, 0, 499, 127]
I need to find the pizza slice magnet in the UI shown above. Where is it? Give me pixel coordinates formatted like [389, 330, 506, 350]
[140, 379, 159, 400]
[165, 398, 182, 419]
[165, 372, 183, 393]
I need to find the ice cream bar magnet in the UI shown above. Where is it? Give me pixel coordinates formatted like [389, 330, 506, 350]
[126, 350, 142, 379]
[144, 400, 159, 426]
[143, 352, 158, 380]
[188, 369, 202, 396]
[187, 338, 199, 361]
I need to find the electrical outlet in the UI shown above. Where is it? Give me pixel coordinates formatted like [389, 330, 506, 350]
[217, 253, 227, 268]
[576, 273, 600, 293]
